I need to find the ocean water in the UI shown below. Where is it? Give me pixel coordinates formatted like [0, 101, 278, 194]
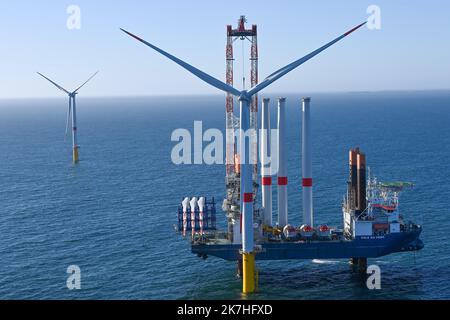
[0, 91, 449, 300]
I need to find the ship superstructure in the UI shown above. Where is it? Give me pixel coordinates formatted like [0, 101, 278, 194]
[343, 157, 418, 242]
[180, 96, 423, 267]
[185, 145, 423, 262]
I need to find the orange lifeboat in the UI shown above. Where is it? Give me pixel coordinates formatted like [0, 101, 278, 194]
[300, 225, 314, 237]
[318, 225, 331, 238]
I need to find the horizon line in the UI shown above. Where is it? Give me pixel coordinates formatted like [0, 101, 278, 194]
[1, 88, 450, 101]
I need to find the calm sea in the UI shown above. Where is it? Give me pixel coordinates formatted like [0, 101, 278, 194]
[0, 91, 449, 299]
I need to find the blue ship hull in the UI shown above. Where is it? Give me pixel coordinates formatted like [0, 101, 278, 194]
[192, 229, 423, 261]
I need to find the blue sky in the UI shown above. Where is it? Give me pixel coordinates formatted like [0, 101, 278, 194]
[1, 0, 449, 99]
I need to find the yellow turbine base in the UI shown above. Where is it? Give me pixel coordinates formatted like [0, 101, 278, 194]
[242, 252, 256, 294]
[73, 147, 79, 163]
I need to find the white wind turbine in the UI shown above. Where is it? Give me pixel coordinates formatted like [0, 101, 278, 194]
[120, 21, 366, 293]
[37, 71, 98, 163]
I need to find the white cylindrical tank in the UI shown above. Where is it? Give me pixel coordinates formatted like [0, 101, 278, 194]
[283, 224, 297, 239]
[277, 98, 288, 228]
[198, 197, 206, 234]
[302, 97, 314, 227]
[261, 98, 272, 226]
[190, 197, 198, 236]
[182, 197, 190, 236]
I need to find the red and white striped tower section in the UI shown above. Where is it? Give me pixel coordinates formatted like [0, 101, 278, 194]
[182, 197, 190, 237]
[225, 25, 235, 176]
[250, 24, 259, 183]
[302, 97, 314, 227]
[261, 98, 272, 226]
[190, 197, 198, 238]
[277, 98, 288, 228]
[198, 197, 205, 235]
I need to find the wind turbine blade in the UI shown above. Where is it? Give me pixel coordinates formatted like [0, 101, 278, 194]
[120, 28, 241, 97]
[73, 71, 99, 93]
[247, 22, 367, 97]
[37, 72, 70, 95]
[65, 97, 72, 139]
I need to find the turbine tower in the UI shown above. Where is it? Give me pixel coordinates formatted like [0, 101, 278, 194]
[37, 72, 98, 163]
[120, 20, 366, 294]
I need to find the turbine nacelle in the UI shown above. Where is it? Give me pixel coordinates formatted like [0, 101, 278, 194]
[238, 91, 251, 102]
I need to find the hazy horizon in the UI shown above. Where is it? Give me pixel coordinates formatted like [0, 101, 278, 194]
[2, 88, 450, 102]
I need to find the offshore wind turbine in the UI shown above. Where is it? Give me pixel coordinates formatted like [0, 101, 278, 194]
[37, 71, 98, 163]
[120, 21, 366, 294]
